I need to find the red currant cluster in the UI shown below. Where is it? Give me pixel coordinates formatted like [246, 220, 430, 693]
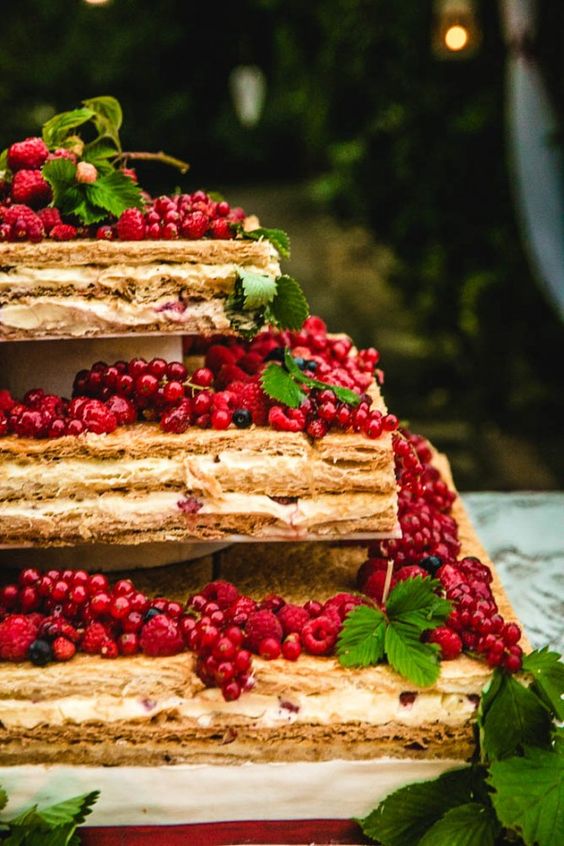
[0, 319, 397, 441]
[105, 192, 246, 242]
[356, 429, 523, 672]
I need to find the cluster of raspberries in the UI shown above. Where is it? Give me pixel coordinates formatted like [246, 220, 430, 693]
[0, 319, 397, 441]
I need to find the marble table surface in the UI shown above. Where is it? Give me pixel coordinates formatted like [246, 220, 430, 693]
[463, 492, 564, 652]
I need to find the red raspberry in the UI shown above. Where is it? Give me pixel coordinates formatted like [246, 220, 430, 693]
[209, 218, 233, 239]
[11, 169, 52, 208]
[268, 405, 304, 433]
[277, 603, 310, 636]
[81, 622, 110, 655]
[301, 615, 339, 656]
[52, 636, 76, 662]
[105, 395, 136, 425]
[37, 207, 62, 234]
[0, 204, 37, 225]
[0, 614, 39, 661]
[46, 148, 77, 164]
[428, 626, 463, 660]
[7, 137, 49, 171]
[140, 615, 184, 657]
[394, 565, 429, 582]
[117, 208, 146, 241]
[224, 595, 257, 626]
[244, 609, 283, 653]
[356, 557, 389, 592]
[205, 345, 236, 372]
[323, 593, 364, 622]
[50, 223, 78, 241]
[231, 381, 269, 425]
[180, 210, 209, 239]
[201, 580, 240, 610]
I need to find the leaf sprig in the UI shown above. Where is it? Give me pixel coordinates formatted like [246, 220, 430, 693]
[0, 785, 99, 845]
[337, 576, 452, 686]
[357, 648, 564, 846]
[226, 269, 309, 338]
[261, 348, 362, 409]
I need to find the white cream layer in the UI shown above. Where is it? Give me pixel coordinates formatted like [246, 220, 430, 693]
[0, 298, 230, 333]
[0, 686, 477, 730]
[0, 759, 465, 825]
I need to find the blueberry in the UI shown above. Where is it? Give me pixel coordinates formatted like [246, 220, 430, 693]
[304, 360, 318, 372]
[292, 357, 306, 370]
[143, 607, 164, 623]
[28, 639, 52, 666]
[264, 347, 285, 363]
[419, 555, 442, 576]
[233, 408, 252, 428]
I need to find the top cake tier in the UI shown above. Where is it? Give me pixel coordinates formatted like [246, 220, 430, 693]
[0, 237, 281, 341]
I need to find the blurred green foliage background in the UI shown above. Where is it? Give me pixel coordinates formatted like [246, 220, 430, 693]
[1, 0, 562, 488]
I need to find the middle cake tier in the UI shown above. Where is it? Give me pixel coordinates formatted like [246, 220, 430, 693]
[0, 424, 398, 545]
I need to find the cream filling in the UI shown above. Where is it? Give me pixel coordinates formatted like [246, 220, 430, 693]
[0, 452, 392, 500]
[0, 687, 477, 731]
[0, 261, 279, 294]
[0, 297, 230, 333]
[0, 490, 393, 530]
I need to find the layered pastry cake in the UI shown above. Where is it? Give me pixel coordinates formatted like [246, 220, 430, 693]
[0, 443, 527, 826]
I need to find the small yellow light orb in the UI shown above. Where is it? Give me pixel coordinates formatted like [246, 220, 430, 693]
[444, 24, 469, 51]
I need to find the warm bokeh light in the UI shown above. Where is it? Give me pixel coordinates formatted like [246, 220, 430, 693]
[83, 0, 110, 6]
[444, 24, 469, 51]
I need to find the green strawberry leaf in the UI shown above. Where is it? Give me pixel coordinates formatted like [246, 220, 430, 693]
[268, 275, 309, 330]
[244, 227, 291, 258]
[37, 791, 99, 828]
[260, 363, 306, 408]
[336, 605, 386, 668]
[386, 577, 452, 633]
[82, 96, 123, 149]
[85, 170, 144, 218]
[522, 648, 564, 721]
[488, 745, 564, 846]
[42, 158, 77, 206]
[479, 669, 553, 761]
[358, 765, 476, 846]
[238, 269, 278, 310]
[384, 621, 441, 687]
[417, 802, 499, 846]
[283, 349, 362, 406]
[42, 108, 94, 148]
[0, 787, 8, 813]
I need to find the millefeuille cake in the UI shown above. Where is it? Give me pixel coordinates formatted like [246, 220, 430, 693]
[0, 440, 527, 827]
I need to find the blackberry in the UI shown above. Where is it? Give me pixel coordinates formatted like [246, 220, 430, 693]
[419, 555, 443, 576]
[233, 409, 252, 429]
[304, 360, 318, 372]
[29, 639, 53, 666]
[292, 357, 306, 370]
[264, 347, 285, 362]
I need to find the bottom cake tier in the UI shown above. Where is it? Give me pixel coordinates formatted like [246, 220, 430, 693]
[0, 451, 526, 829]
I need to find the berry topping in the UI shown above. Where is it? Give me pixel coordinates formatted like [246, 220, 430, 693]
[7, 137, 49, 171]
[139, 615, 184, 657]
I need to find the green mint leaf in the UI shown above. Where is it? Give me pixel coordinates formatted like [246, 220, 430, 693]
[42, 108, 94, 148]
[238, 269, 278, 310]
[82, 96, 123, 149]
[336, 605, 386, 668]
[488, 745, 564, 846]
[386, 577, 452, 633]
[385, 621, 441, 687]
[523, 648, 564, 721]
[268, 275, 309, 330]
[0, 786, 7, 813]
[359, 765, 476, 846]
[283, 349, 361, 406]
[85, 171, 144, 218]
[42, 158, 77, 206]
[37, 790, 99, 828]
[260, 363, 306, 408]
[245, 227, 291, 258]
[480, 669, 553, 761]
[417, 802, 499, 846]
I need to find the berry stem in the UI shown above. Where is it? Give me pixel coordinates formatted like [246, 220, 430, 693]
[118, 151, 190, 174]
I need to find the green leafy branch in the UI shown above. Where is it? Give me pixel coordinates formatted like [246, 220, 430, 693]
[261, 348, 362, 409]
[0, 785, 99, 845]
[336, 577, 452, 686]
[358, 648, 564, 846]
[241, 226, 291, 258]
[226, 268, 309, 339]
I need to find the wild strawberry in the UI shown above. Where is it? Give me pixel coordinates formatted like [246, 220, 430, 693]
[277, 603, 310, 636]
[117, 208, 146, 241]
[100, 639, 119, 659]
[428, 626, 463, 660]
[76, 162, 98, 183]
[96, 225, 114, 240]
[81, 622, 110, 655]
[0, 614, 39, 661]
[50, 223, 78, 241]
[244, 610, 283, 653]
[180, 210, 209, 239]
[11, 169, 52, 208]
[7, 137, 49, 171]
[140, 615, 184, 657]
